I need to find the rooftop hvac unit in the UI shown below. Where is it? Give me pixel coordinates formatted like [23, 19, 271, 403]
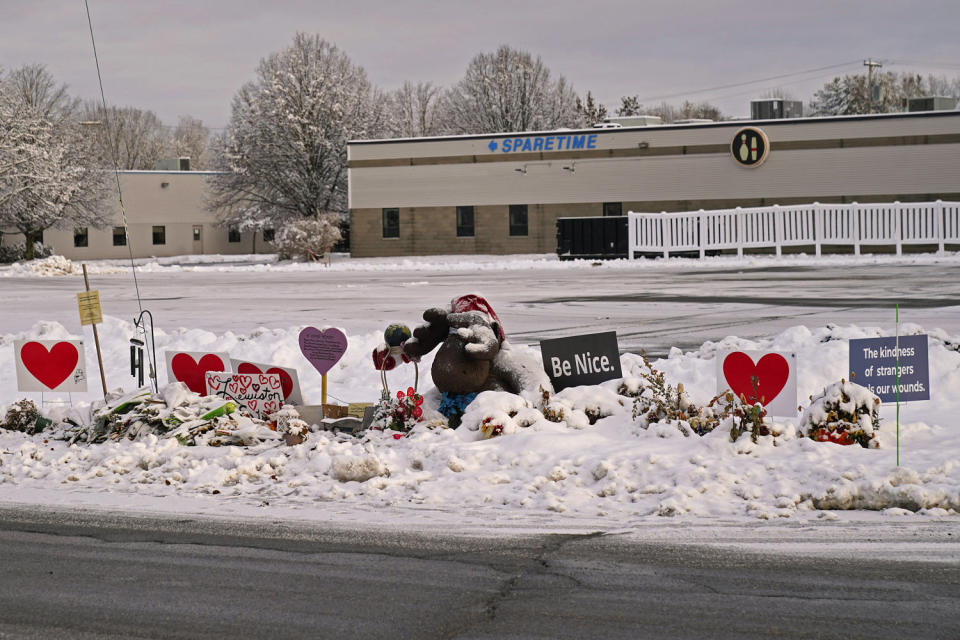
[750, 99, 803, 120]
[153, 157, 192, 171]
[907, 96, 958, 112]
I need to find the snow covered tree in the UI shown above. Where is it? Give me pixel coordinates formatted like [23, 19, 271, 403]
[440, 45, 581, 134]
[209, 33, 391, 232]
[273, 214, 342, 261]
[0, 66, 110, 259]
[575, 91, 608, 125]
[806, 71, 958, 116]
[390, 81, 443, 138]
[81, 102, 171, 169]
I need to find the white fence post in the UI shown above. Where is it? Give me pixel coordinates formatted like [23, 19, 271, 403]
[735, 207, 743, 257]
[662, 211, 669, 259]
[773, 204, 782, 256]
[699, 210, 706, 259]
[894, 201, 902, 256]
[813, 202, 822, 257]
[627, 213, 636, 260]
[936, 199, 944, 255]
[852, 201, 860, 256]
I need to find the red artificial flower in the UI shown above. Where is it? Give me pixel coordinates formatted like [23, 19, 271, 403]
[413, 407, 423, 418]
[397, 390, 405, 400]
[415, 395, 424, 406]
[407, 387, 416, 397]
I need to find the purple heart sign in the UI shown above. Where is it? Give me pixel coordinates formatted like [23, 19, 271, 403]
[298, 327, 348, 375]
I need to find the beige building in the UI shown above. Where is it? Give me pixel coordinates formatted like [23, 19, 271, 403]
[2, 170, 274, 260]
[347, 110, 960, 257]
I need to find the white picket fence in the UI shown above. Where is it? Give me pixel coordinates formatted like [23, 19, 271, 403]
[628, 201, 960, 259]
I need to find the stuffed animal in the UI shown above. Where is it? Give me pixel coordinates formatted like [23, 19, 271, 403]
[373, 294, 550, 425]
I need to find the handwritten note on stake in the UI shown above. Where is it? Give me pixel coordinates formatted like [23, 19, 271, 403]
[298, 327, 348, 375]
[205, 372, 283, 419]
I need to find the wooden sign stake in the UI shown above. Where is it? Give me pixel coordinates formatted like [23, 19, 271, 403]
[321, 373, 328, 405]
[81, 264, 108, 397]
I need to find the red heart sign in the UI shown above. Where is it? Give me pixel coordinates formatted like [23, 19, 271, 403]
[237, 363, 293, 400]
[171, 353, 226, 395]
[722, 352, 789, 405]
[21, 341, 79, 390]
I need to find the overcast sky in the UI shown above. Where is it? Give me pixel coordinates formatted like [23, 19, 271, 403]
[3, 1, 959, 131]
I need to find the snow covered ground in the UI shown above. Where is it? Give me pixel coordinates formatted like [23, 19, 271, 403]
[1, 252, 959, 538]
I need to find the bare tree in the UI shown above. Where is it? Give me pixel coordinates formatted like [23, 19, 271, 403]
[81, 102, 171, 169]
[615, 96, 723, 122]
[391, 81, 443, 138]
[0, 66, 110, 259]
[209, 33, 391, 232]
[171, 115, 210, 168]
[440, 45, 581, 134]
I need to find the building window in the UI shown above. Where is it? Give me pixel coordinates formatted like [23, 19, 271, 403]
[74, 227, 88, 248]
[192, 226, 202, 242]
[456, 206, 475, 237]
[228, 226, 241, 243]
[509, 204, 528, 236]
[152, 225, 165, 245]
[36, 230, 43, 244]
[382, 208, 400, 238]
[113, 227, 127, 246]
[603, 202, 623, 217]
[263, 228, 275, 243]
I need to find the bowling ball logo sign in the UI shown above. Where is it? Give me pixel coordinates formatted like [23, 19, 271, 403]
[731, 127, 769, 168]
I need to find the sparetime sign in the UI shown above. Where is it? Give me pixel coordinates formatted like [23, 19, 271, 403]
[848, 335, 930, 402]
[540, 331, 622, 391]
[488, 133, 598, 154]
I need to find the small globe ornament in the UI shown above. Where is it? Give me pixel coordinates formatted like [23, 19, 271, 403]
[384, 323, 411, 347]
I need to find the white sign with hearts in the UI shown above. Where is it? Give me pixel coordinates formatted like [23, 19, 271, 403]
[205, 371, 283, 419]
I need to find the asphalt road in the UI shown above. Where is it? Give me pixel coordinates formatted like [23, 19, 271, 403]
[0, 508, 957, 639]
[3, 259, 960, 359]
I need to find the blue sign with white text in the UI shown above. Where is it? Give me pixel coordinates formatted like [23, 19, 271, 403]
[488, 133, 598, 153]
[848, 335, 930, 402]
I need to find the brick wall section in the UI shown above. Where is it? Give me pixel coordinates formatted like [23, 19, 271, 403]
[349, 193, 960, 257]
[351, 202, 606, 257]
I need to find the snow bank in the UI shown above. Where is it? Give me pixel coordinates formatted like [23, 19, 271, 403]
[1, 318, 958, 523]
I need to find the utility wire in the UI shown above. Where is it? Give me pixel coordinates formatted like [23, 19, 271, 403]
[620, 60, 863, 106]
[84, 0, 144, 315]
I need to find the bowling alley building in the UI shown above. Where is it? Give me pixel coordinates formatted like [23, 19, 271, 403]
[347, 108, 960, 257]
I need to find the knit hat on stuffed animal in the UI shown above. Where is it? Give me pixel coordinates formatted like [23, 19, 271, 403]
[449, 294, 505, 341]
